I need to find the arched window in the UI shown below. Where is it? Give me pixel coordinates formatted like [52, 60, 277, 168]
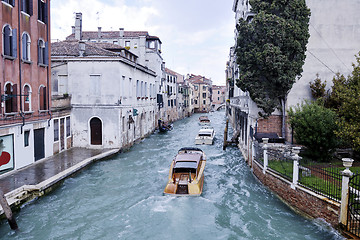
[90, 117, 102, 145]
[38, 39, 47, 65]
[2, 25, 17, 58]
[4, 83, 17, 113]
[22, 32, 31, 61]
[23, 85, 31, 112]
[39, 85, 47, 110]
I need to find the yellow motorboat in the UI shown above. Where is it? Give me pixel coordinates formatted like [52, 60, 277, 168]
[164, 147, 206, 196]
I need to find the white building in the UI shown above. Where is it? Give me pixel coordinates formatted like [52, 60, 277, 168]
[66, 13, 165, 125]
[51, 38, 157, 149]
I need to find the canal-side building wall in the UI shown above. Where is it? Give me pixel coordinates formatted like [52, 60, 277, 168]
[0, 0, 53, 173]
[51, 40, 157, 149]
[66, 13, 165, 128]
[227, 0, 360, 162]
[228, 0, 360, 230]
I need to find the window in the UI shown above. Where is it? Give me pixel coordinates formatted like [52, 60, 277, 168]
[23, 85, 31, 112]
[174, 99, 176, 106]
[203, 86, 206, 90]
[168, 100, 170, 106]
[22, 32, 31, 61]
[66, 116, 70, 137]
[39, 85, 47, 110]
[136, 80, 140, 98]
[2, 25, 17, 58]
[125, 41, 130, 47]
[54, 119, 59, 141]
[38, 39, 48, 65]
[2, 0, 15, 6]
[202, 93, 206, 98]
[203, 100, 206, 104]
[144, 82, 147, 97]
[90, 75, 100, 95]
[194, 86, 198, 91]
[24, 130, 30, 147]
[21, 0, 33, 15]
[5, 83, 17, 113]
[218, 90, 220, 94]
[38, 0, 47, 24]
[194, 99, 197, 104]
[171, 100, 173, 107]
[141, 81, 144, 97]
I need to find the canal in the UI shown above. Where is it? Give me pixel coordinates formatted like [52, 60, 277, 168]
[0, 111, 343, 239]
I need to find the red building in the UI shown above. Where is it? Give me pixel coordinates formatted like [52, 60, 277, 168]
[0, 0, 51, 172]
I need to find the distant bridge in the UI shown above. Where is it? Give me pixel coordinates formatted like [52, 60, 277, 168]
[212, 103, 226, 111]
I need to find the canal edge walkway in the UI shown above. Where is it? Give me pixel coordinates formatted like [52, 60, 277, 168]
[0, 148, 120, 217]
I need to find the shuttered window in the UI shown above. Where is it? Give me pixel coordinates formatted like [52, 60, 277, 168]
[3, 25, 17, 58]
[21, 0, 33, 15]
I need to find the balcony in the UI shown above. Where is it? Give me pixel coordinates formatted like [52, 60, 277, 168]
[230, 96, 249, 113]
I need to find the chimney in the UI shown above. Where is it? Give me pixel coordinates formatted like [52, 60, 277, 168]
[79, 41, 85, 57]
[119, 28, 124, 38]
[98, 27, 102, 40]
[75, 12, 82, 40]
[72, 26, 75, 34]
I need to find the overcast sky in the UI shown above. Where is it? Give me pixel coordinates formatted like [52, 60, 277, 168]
[51, 0, 235, 86]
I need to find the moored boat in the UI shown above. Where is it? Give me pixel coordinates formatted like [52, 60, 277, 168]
[164, 147, 206, 196]
[195, 127, 215, 145]
[158, 119, 173, 132]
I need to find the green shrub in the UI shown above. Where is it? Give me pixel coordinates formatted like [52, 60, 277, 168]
[288, 101, 339, 161]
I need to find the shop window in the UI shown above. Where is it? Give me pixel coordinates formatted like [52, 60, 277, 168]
[66, 116, 70, 137]
[54, 119, 59, 141]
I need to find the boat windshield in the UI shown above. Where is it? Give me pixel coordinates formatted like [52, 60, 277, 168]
[199, 133, 211, 137]
[174, 161, 197, 173]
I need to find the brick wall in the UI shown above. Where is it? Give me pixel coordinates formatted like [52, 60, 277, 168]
[257, 115, 293, 142]
[252, 160, 340, 228]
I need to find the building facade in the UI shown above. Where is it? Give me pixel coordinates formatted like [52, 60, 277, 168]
[227, 0, 360, 158]
[0, 0, 52, 172]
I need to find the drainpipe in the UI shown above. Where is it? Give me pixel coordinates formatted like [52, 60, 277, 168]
[18, 0, 25, 133]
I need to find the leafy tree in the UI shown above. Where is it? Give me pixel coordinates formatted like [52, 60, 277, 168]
[326, 55, 360, 151]
[288, 101, 339, 162]
[235, 0, 310, 136]
[309, 74, 327, 100]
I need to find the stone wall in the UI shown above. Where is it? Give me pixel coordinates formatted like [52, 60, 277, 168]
[251, 159, 340, 228]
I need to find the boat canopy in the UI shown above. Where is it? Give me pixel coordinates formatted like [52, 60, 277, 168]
[175, 153, 202, 163]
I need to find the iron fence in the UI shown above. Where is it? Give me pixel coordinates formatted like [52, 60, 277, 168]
[347, 173, 360, 237]
[298, 160, 342, 201]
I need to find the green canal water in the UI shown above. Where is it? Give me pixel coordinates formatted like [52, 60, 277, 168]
[0, 111, 343, 239]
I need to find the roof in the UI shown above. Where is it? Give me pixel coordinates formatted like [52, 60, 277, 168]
[51, 40, 137, 58]
[66, 31, 162, 43]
